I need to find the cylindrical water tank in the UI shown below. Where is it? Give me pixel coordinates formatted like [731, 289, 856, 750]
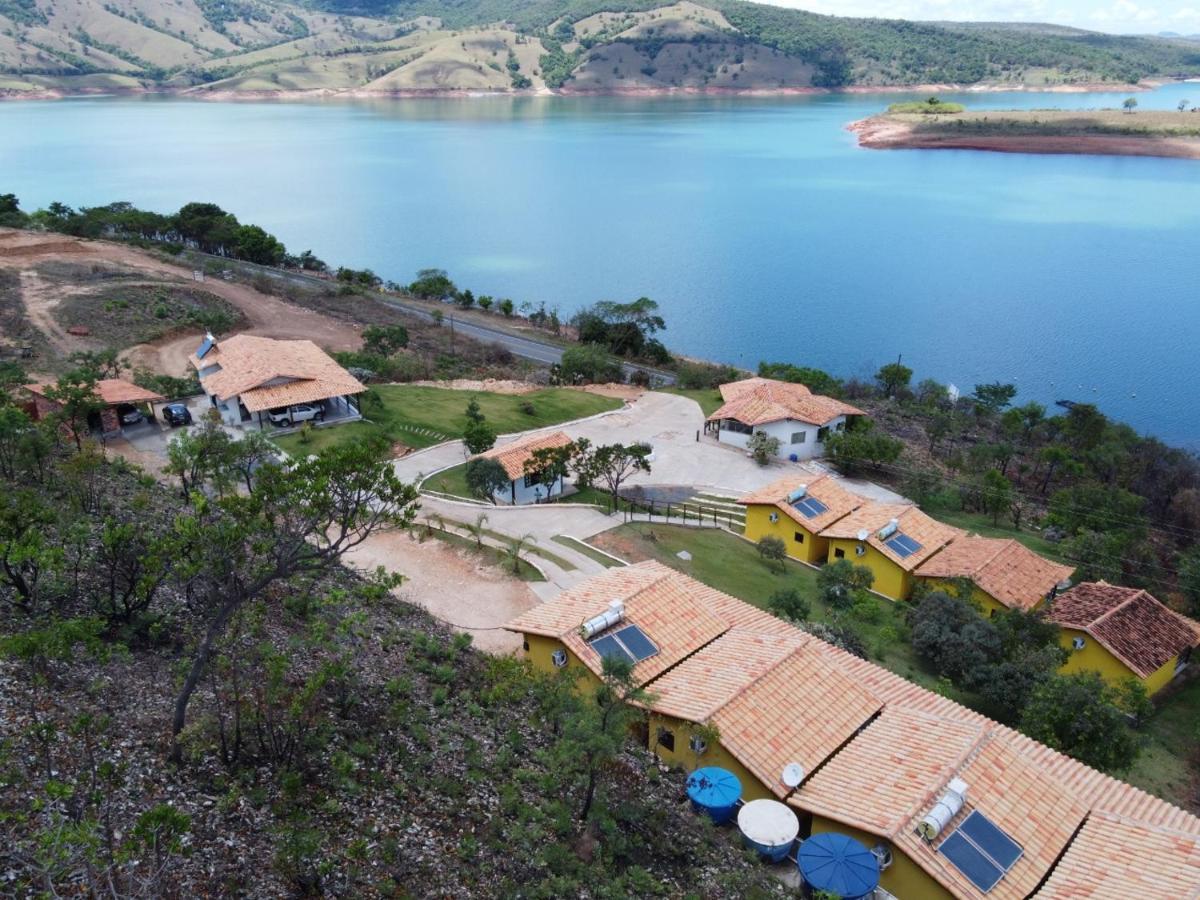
[686, 767, 742, 825]
[737, 799, 799, 863]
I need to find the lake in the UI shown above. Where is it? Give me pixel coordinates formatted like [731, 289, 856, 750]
[2, 84, 1198, 447]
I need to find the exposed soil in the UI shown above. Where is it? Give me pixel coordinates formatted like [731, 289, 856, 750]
[341, 528, 538, 655]
[850, 114, 1200, 159]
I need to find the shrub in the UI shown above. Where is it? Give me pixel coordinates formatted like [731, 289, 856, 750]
[767, 587, 810, 621]
[756, 536, 787, 571]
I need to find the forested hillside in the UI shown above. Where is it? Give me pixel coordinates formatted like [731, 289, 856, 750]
[2, 0, 1199, 96]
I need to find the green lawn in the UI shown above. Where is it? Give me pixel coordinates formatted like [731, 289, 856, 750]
[927, 507, 1071, 564]
[658, 387, 724, 417]
[589, 523, 958, 695]
[274, 386, 621, 456]
[1125, 674, 1200, 805]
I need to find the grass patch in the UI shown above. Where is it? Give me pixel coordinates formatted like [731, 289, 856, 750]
[553, 534, 626, 568]
[1125, 673, 1200, 807]
[275, 385, 620, 456]
[426, 462, 474, 499]
[589, 523, 956, 694]
[888, 99, 965, 114]
[438, 516, 578, 571]
[54, 283, 242, 348]
[657, 387, 724, 417]
[419, 526, 544, 582]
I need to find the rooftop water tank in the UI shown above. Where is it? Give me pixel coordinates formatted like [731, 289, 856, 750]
[686, 767, 742, 825]
[798, 832, 881, 900]
[737, 799, 799, 863]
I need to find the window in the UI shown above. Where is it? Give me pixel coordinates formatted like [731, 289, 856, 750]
[791, 431, 807, 444]
[522, 639, 530, 652]
[657, 727, 675, 752]
[817, 426, 830, 442]
[835, 421, 845, 432]
[523, 469, 544, 488]
[834, 548, 845, 559]
[794, 531, 805, 544]
[688, 734, 708, 754]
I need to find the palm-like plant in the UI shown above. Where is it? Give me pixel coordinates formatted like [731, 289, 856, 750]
[466, 512, 489, 548]
[507, 532, 537, 575]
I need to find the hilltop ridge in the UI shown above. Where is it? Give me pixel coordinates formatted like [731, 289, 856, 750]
[3, 0, 1200, 98]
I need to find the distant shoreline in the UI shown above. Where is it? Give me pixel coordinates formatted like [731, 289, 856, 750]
[0, 79, 1171, 104]
[849, 108, 1200, 160]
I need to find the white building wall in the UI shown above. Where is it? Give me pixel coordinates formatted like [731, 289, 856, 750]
[493, 474, 565, 505]
[715, 416, 849, 460]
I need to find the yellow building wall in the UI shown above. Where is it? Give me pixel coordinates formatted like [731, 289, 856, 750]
[916, 578, 1005, 616]
[743, 504, 826, 565]
[521, 633, 600, 689]
[826, 539, 910, 601]
[647, 712, 776, 802]
[1058, 627, 1179, 695]
[807, 816, 955, 900]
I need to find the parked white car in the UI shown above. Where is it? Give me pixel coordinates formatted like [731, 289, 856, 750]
[267, 403, 325, 427]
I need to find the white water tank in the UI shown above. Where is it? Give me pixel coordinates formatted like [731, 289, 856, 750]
[918, 778, 968, 841]
[877, 518, 899, 540]
[787, 486, 808, 503]
[580, 599, 625, 639]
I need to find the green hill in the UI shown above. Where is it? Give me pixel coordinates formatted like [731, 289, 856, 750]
[2, 0, 1199, 95]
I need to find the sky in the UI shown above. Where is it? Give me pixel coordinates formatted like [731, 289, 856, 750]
[769, 1, 1200, 35]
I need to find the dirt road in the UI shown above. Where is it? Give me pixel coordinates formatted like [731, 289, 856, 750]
[0, 228, 366, 375]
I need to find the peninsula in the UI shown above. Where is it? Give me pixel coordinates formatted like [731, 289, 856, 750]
[851, 103, 1200, 160]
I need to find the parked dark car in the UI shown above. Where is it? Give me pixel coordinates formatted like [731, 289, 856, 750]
[116, 404, 145, 426]
[161, 403, 193, 427]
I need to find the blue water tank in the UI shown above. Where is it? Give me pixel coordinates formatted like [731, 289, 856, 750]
[798, 831, 881, 899]
[737, 799, 799, 863]
[686, 767, 742, 825]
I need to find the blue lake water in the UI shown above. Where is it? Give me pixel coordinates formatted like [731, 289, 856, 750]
[2, 84, 1198, 446]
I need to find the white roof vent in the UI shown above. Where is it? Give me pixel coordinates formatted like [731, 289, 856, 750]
[580, 599, 625, 639]
[877, 518, 900, 541]
[918, 778, 968, 841]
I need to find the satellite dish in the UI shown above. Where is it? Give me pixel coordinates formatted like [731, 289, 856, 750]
[856, 529, 870, 542]
[780, 762, 805, 789]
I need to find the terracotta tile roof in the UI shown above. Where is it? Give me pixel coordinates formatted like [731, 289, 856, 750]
[794, 706, 986, 835]
[1047, 582, 1200, 678]
[189, 334, 365, 413]
[474, 431, 573, 482]
[914, 535, 1075, 611]
[707, 377, 865, 428]
[896, 733, 1089, 900]
[818, 503, 963, 571]
[1032, 811, 1200, 899]
[505, 562, 730, 683]
[736, 473, 865, 534]
[27, 379, 164, 406]
[711, 643, 884, 799]
[646, 630, 806, 723]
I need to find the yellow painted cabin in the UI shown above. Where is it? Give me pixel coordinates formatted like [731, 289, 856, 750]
[743, 503, 829, 565]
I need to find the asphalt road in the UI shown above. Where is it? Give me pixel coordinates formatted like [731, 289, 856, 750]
[227, 258, 676, 385]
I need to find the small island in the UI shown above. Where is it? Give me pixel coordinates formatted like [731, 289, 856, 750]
[851, 96, 1200, 159]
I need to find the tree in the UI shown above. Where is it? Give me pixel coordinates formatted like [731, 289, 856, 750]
[297, 249, 327, 272]
[557, 344, 622, 385]
[498, 298, 514, 317]
[361, 324, 409, 356]
[1019, 672, 1138, 773]
[824, 421, 903, 476]
[464, 457, 510, 503]
[232, 224, 286, 265]
[168, 444, 418, 758]
[971, 382, 1017, 415]
[574, 442, 652, 511]
[768, 586, 810, 621]
[980, 469, 1014, 525]
[43, 370, 102, 451]
[1179, 99, 1190, 113]
[756, 536, 787, 571]
[456, 288, 475, 309]
[93, 517, 175, 628]
[875, 361, 912, 397]
[909, 590, 1002, 682]
[409, 268, 456, 299]
[463, 419, 497, 455]
[526, 442, 575, 492]
[1179, 546, 1200, 617]
[747, 431, 781, 465]
[224, 429, 278, 494]
[572, 297, 666, 359]
[164, 416, 235, 499]
[1123, 97, 1138, 113]
[68, 348, 127, 379]
[757, 361, 840, 396]
[464, 397, 485, 425]
[0, 488, 62, 611]
[817, 559, 874, 610]
[545, 655, 651, 823]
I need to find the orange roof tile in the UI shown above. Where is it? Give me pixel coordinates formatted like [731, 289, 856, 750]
[896, 733, 1089, 900]
[794, 706, 986, 835]
[27, 378, 164, 406]
[647, 630, 806, 723]
[707, 377, 865, 427]
[474, 431, 573, 481]
[190, 334, 365, 413]
[711, 644, 884, 799]
[1047, 582, 1200, 678]
[914, 536, 1075, 611]
[818, 503, 963, 571]
[737, 473, 865, 534]
[1032, 811, 1200, 899]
